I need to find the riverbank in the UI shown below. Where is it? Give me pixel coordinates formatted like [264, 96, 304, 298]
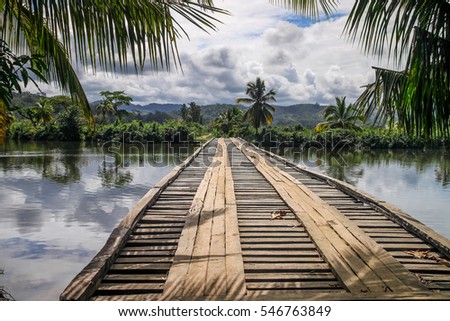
[5, 119, 450, 150]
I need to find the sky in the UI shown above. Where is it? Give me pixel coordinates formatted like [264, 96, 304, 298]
[38, 0, 388, 106]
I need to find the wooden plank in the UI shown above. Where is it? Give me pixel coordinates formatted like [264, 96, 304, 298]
[231, 138, 427, 294]
[244, 263, 331, 272]
[110, 263, 172, 272]
[115, 257, 173, 263]
[181, 158, 220, 299]
[243, 256, 325, 263]
[97, 283, 165, 292]
[245, 272, 337, 282]
[223, 153, 247, 298]
[246, 281, 342, 290]
[103, 274, 167, 282]
[92, 293, 161, 301]
[161, 154, 216, 300]
[206, 139, 227, 298]
[254, 140, 450, 260]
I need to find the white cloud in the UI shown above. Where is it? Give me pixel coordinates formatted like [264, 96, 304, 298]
[36, 0, 383, 106]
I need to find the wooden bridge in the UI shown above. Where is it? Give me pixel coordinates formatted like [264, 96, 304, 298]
[60, 138, 450, 301]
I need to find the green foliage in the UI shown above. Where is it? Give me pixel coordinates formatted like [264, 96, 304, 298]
[188, 102, 203, 124]
[91, 120, 205, 143]
[213, 106, 244, 136]
[1, 1, 227, 125]
[179, 103, 190, 122]
[315, 97, 362, 132]
[178, 102, 203, 124]
[237, 77, 277, 134]
[345, 0, 450, 138]
[0, 40, 48, 109]
[239, 126, 449, 150]
[57, 106, 85, 141]
[0, 40, 48, 142]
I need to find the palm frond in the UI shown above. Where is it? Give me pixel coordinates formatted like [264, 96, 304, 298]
[2, 1, 227, 73]
[354, 67, 407, 130]
[2, 3, 94, 125]
[269, 0, 338, 18]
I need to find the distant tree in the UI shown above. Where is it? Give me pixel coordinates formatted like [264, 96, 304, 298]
[100, 91, 133, 112]
[96, 100, 115, 123]
[179, 103, 190, 122]
[96, 91, 133, 123]
[214, 106, 243, 136]
[34, 98, 54, 127]
[315, 97, 362, 132]
[236, 77, 276, 135]
[188, 102, 203, 124]
[57, 106, 84, 141]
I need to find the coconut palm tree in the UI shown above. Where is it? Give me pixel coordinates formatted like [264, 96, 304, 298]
[236, 77, 276, 135]
[275, 0, 449, 138]
[344, 0, 450, 138]
[96, 100, 115, 124]
[1, 1, 227, 125]
[315, 96, 362, 132]
[214, 106, 243, 136]
[34, 98, 54, 127]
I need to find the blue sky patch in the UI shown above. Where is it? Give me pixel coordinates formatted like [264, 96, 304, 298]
[284, 12, 347, 28]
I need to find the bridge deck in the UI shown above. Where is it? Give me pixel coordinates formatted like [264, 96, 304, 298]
[60, 138, 450, 301]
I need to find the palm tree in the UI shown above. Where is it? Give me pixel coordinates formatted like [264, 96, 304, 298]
[96, 100, 115, 124]
[236, 77, 276, 135]
[275, 0, 449, 138]
[34, 98, 54, 127]
[214, 106, 243, 135]
[315, 97, 362, 132]
[344, 0, 450, 138]
[1, 1, 227, 125]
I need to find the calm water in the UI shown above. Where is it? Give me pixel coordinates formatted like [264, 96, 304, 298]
[269, 146, 450, 239]
[1, 141, 449, 300]
[0, 141, 196, 300]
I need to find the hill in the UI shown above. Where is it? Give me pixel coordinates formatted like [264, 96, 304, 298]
[11, 93, 326, 128]
[199, 103, 325, 128]
[119, 103, 182, 114]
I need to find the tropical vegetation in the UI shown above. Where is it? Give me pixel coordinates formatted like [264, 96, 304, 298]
[2, 1, 449, 141]
[0, 0, 227, 126]
[236, 77, 277, 135]
[96, 91, 133, 123]
[213, 106, 244, 136]
[344, 0, 450, 138]
[315, 97, 362, 132]
[0, 40, 48, 142]
[275, 0, 450, 138]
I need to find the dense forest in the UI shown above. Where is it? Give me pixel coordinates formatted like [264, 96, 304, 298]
[5, 92, 449, 150]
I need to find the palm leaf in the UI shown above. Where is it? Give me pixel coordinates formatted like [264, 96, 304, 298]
[269, 0, 338, 17]
[2, 1, 227, 73]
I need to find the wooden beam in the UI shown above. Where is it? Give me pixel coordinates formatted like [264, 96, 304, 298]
[247, 139, 450, 260]
[60, 138, 214, 301]
[231, 138, 428, 294]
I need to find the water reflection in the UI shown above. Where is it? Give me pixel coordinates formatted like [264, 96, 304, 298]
[273, 146, 450, 241]
[272, 146, 450, 187]
[1, 141, 448, 300]
[0, 141, 197, 300]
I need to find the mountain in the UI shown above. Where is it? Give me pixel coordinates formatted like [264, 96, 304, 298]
[118, 103, 182, 114]
[200, 103, 325, 128]
[12, 93, 326, 128]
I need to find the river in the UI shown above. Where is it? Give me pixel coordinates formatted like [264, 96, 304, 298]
[0, 141, 449, 300]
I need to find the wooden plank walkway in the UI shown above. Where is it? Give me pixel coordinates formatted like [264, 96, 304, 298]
[60, 138, 450, 301]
